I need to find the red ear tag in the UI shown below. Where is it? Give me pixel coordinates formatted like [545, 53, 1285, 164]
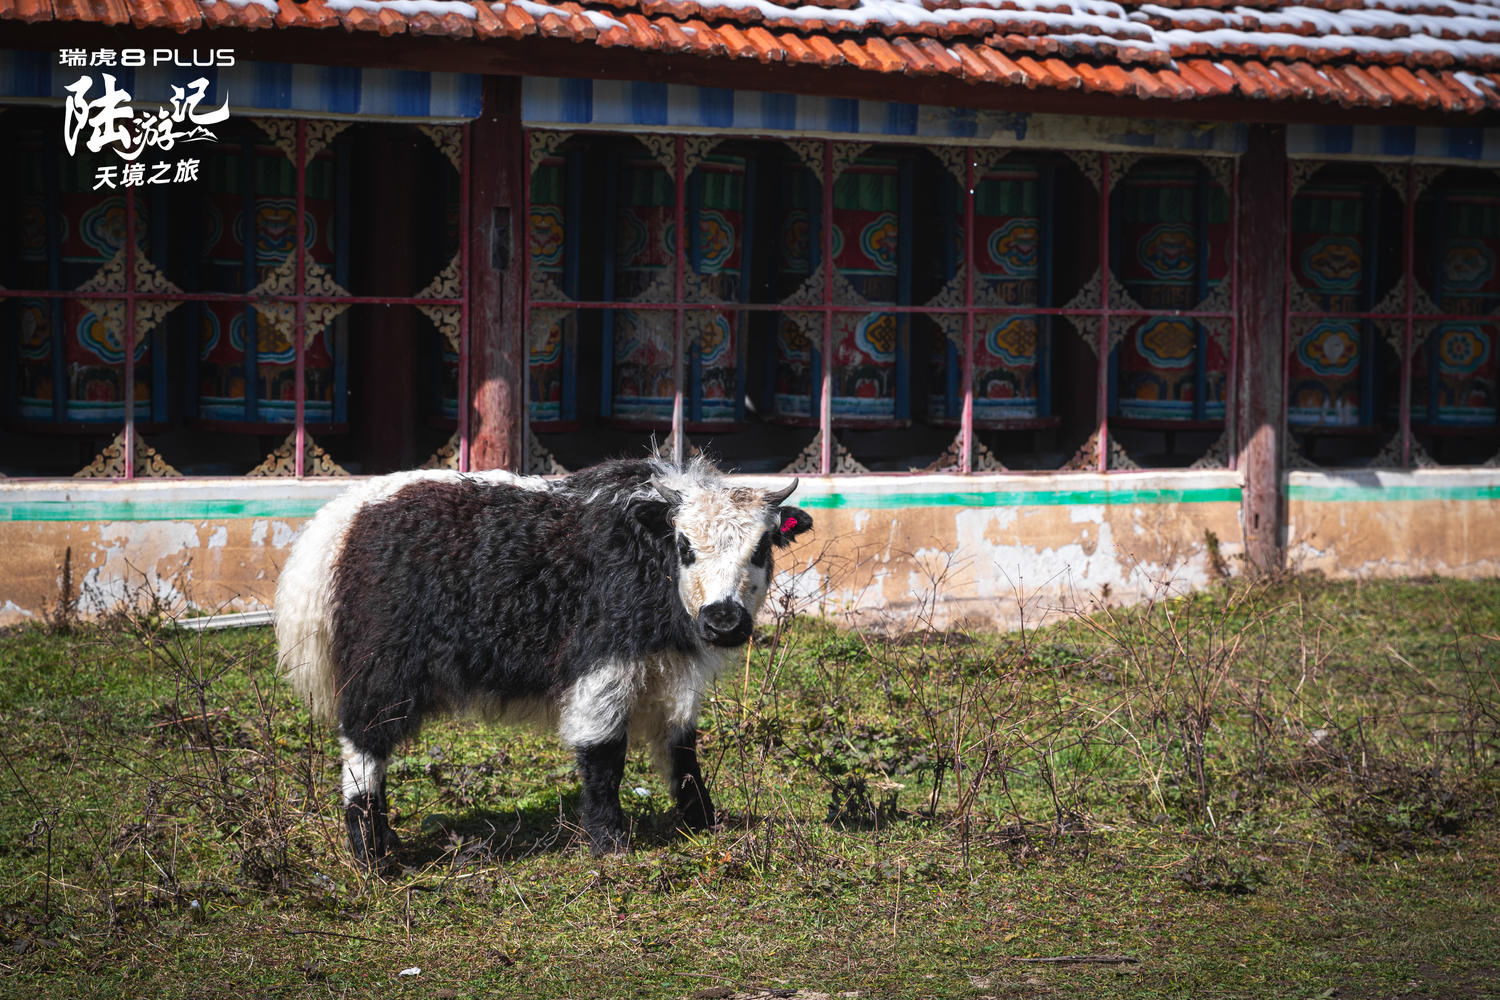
[782, 515, 798, 533]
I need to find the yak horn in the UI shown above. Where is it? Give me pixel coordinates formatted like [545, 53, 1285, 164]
[765, 478, 799, 506]
[652, 477, 684, 506]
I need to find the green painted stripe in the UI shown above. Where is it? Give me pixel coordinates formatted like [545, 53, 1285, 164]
[1287, 483, 1500, 503]
[0, 498, 334, 523]
[0, 486, 1243, 522]
[7, 481, 1494, 520]
[797, 487, 1243, 509]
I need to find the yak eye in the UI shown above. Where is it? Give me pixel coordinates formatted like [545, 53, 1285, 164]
[750, 532, 771, 568]
[676, 534, 696, 566]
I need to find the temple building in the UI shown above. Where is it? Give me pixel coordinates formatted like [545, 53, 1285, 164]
[2, 0, 1498, 624]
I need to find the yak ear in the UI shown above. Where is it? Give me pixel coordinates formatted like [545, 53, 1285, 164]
[771, 506, 812, 548]
[634, 499, 675, 537]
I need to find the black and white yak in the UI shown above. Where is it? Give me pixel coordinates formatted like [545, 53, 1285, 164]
[275, 456, 812, 868]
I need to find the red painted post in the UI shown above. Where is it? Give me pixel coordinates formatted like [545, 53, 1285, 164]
[961, 146, 975, 474]
[295, 121, 307, 478]
[673, 135, 686, 465]
[124, 189, 136, 480]
[1227, 158, 1241, 472]
[1097, 154, 1110, 474]
[820, 140, 834, 476]
[1401, 164, 1415, 469]
[468, 76, 526, 472]
[459, 121, 473, 472]
[1236, 125, 1288, 573]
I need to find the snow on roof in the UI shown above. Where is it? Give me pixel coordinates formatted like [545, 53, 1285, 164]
[10, 0, 1500, 110]
[326, 0, 478, 17]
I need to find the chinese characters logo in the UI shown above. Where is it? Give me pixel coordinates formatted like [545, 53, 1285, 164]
[58, 48, 233, 191]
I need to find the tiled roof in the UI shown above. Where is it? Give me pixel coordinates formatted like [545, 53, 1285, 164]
[6, 0, 1500, 111]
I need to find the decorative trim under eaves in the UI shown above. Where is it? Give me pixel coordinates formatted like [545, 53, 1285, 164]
[523, 77, 1247, 156]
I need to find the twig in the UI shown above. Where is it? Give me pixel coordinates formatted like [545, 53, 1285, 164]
[282, 928, 399, 946]
[1009, 954, 1138, 965]
[147, 710, 229, 729]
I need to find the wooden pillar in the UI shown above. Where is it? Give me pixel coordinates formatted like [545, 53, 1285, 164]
[468, 75, 526, 471]
[1235, 125, 1288, 573]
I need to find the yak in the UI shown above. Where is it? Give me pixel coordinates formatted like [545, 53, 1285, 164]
[275, 456, 812, 868]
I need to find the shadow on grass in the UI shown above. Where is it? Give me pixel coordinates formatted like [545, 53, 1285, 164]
[395, 794, 729, 869]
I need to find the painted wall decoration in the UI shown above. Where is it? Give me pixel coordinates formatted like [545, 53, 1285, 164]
[1117, 317, 1227, 421]
[1414, 180, 1500, 428]
[772, 315, 817, 421]
[764, 155, 823, 423]
[814, 155, 903, 423]
[16, 192, 154, 423]
[610, 308, 676, 423]
[614, 155, 674, 301]
[527, 312, 569, 425]
[833, 158, 899, 305]
[932, 162, 1045, 424]
[689, 310, 740, 424]
[970, 315, 1040, 421]
[1114, 160, 1230, 424]
[1412, 323, 1496, 426]
[527, 143, 757, 430]
[831, 312, 900, 421]
[197, 145, 342, 427]
[779, 205, 812, 290]
[1292, 183, 1372, 313]
[607, 152, 752, 427]
[1288, 177, 1387, 429]
[683, 154, 748, 426]
[606, 154, 677, 425]
[1289, 319, 1363, 426]
[527, 155, 576, 426]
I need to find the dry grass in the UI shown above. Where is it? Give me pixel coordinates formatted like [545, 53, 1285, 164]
[1, 573, 1497, 998]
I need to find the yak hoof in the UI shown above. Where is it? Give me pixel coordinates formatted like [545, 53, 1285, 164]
[680, 804, 716, 834]
[346, 794, 398, 872]
[676, 777, 716, 833]
[587, 825, 629, 857]
[678, 795, 715, 833]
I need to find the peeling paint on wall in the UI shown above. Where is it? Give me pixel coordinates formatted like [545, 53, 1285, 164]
[3, 469, 1496, 631]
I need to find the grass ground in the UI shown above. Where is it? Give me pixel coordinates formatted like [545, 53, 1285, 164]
[0, 574, 1497, 999]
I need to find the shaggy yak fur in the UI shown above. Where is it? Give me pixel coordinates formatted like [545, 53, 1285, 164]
[275, 456, 812, 868]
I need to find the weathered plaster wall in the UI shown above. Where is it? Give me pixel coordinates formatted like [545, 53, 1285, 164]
[0, 472, 1245, 630]
[777, 473, 1244, 630]
[1286, 469, 1500, 579]
[7, 468, 1496, 632]
[0, 480, 338, 625]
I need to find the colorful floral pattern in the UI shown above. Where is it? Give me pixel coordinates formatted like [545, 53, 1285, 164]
[1298, 320, 1360, 376]
[1436, 323, 1492, 374]
[859, 214, 899, 274]
[1136, 317, 1196, 369]
[1137, 224, 1196, 281]
[987, 218, 1039, 277]
[1301, 236, 1363, 293]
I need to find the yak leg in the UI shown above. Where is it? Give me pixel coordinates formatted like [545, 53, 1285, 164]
[560, 662, 636, 854]
[576, 735, 629, 855]
[339, 733, 395, 869]
[338, 681, 422, 870]
[665, 725, 715, 832]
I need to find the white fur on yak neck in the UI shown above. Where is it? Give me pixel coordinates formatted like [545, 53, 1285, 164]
[274, 468, 548, 722]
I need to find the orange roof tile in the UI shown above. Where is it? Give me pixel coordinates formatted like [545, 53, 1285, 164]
[6, 0, 1500, 111]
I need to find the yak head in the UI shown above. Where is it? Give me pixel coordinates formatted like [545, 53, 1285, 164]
[650, 473, 813, 648]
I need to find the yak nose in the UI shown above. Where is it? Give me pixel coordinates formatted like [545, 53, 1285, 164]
[698, 600, 752, 647]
